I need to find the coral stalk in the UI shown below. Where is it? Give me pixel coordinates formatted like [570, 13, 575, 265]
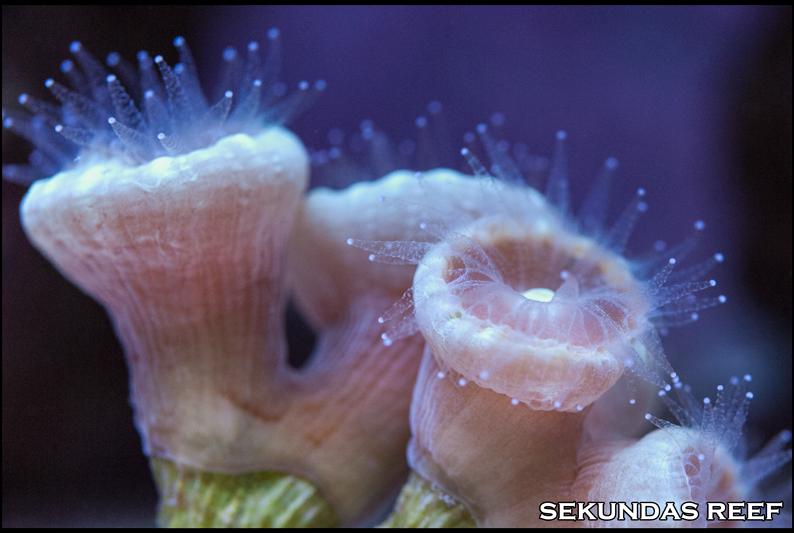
[152, 459, 336, 528]
[408, 350, 588, 527]
[379, 472, 475, 528]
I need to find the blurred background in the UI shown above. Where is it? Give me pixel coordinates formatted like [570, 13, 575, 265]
[3, 5, 791, 527]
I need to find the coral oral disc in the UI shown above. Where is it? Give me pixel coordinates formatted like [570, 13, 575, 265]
[413, 214, 650, 412]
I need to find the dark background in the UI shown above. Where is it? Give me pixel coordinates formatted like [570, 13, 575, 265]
[3, 5, 791, 527]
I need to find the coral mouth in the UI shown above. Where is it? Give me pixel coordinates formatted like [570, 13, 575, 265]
[441, 216, 648, 350]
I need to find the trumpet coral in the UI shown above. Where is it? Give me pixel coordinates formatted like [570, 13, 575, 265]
[5, 32, 427, 527]
[4, 23, 788, 528]
[574, 374, 792, 527]
[370, 129, 731, 527]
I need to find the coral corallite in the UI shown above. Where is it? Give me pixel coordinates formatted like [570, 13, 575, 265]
[21, 129, 308, 469]
[575, 375, 793, 527]
[363, 130, 774, 527]
[8, 34, 426, 527]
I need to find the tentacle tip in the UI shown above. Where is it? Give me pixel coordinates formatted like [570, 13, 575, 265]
[222, 47, 237, 61]
[106, 52, 121, 66]
[490, 112, 505, 126]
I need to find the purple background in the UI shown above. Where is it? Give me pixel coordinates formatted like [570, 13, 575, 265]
[3, 5, 791, 526]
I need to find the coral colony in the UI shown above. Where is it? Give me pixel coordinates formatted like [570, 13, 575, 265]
[3, 30, 791, 528]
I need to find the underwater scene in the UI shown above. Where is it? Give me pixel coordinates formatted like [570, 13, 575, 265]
[2, 5, 792, 528]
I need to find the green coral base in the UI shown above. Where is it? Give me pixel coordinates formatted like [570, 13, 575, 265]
[151, 458, 337, 528]
[380, 472, 475, 528]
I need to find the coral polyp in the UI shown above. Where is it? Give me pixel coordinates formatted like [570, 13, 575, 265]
[412, 213, 648, 411]
[3, 30, 324, 184]
[2, 12, 789, 528]
[576, 374, 792, 527]
[368, 130, 737, 527]
[7, 31, 419, 528]
[353, 130, 725, 394]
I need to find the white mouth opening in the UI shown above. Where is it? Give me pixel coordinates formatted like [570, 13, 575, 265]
[521, 287, 555, 303]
